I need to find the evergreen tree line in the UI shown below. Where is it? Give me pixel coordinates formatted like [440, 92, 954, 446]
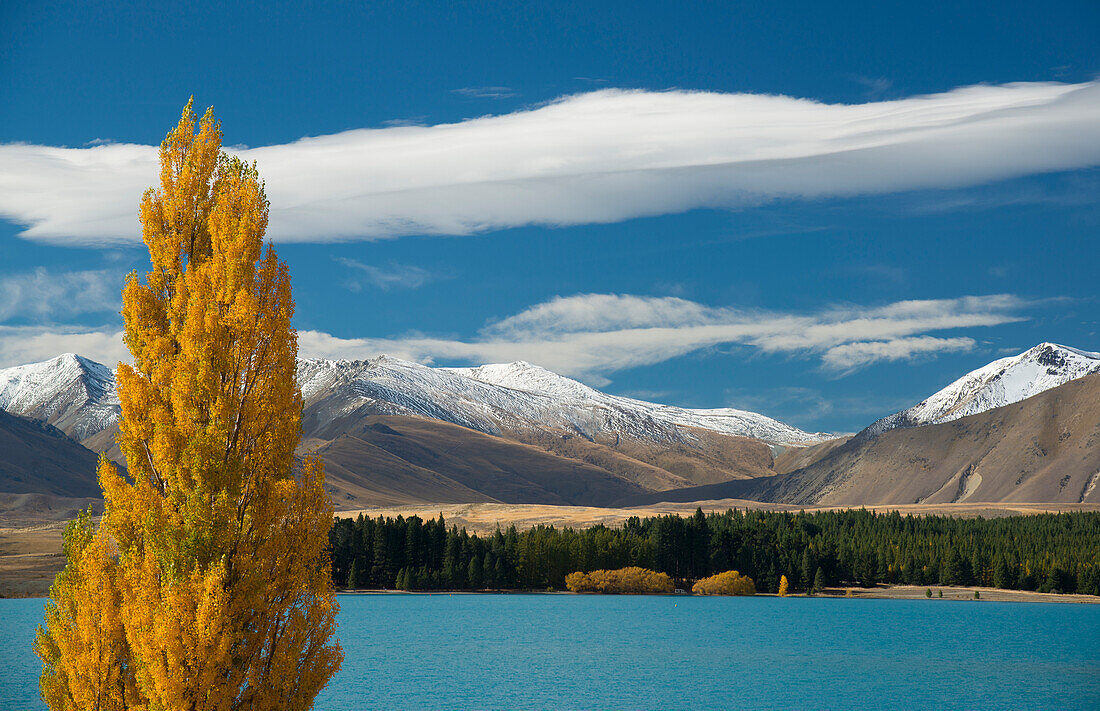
[328, 508, 1100, 595]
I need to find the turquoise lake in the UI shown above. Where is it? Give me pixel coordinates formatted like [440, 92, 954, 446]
[3, 594, 1098, 709]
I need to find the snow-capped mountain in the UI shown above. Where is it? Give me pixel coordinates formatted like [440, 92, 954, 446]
[8, 345, 1096, 452]
[298, 356, 576, 438]
[301, 355, 830, 446]
[0, 353, 829, 450]
[449, 360, 832, 445]
[0, 353, 119, 441]
[5, 347, 1100, 510]
[863, 343, 1100, 437]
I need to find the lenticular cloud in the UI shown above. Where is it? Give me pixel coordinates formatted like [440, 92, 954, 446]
[2, 81, 1099, 245]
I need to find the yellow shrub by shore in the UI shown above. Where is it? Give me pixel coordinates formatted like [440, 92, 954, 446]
[566, 567, 674, 593]
[692, 570, 757, 596]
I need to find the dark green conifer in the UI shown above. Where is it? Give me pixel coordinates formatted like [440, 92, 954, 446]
[467, 556, 483, 590]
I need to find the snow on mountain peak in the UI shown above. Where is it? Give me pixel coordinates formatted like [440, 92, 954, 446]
[300, 355, 832, 445]
[0, 353, 119, 441]
[863, 342, 1100, 437]
[447, 361, 602, 402]
[447, 360, 832, 445]
[1, 351, 836, 450]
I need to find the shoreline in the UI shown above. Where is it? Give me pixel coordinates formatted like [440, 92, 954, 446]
[329, 584, 1100, 605]
[5, 580, 1097, 604]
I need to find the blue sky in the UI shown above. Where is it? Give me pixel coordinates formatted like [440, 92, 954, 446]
[1, 1, 1098, 432]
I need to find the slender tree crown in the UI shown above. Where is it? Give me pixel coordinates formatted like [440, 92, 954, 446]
[37, 100, 342, 710]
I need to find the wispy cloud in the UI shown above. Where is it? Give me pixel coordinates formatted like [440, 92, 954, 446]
[819, 336, 976, 374]
[335, 257, 436, 291]
[0, 325, 128, 369]
[450, 86, 517, 99]
[0, 268, 121, 321]
[381, 117, 428, 128]
[2, 81, 1099, 246]
[725, 385, 919, 431]
[725, 386, 837, 424]
[0, 292, 1034, 380]
[897, 168, 1100, 215]
[297, 292, 1031, 381]
[849, 74, 893, 100]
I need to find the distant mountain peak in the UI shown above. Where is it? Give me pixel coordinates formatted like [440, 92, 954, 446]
[1025, 342, 1100, 368]
[862, 342, 1100, 438]
[446, 360, 832, 445]
[1, 351, 837, 451]
[242, 354, 837, 446]
[0, 353, 119, 442]
[449, 361, 602, 402]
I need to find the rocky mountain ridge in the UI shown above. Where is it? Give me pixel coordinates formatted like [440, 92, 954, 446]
[861, 343, 1100, 439]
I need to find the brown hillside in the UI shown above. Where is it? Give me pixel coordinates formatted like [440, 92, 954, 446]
[773, 436, 851, 475]
[302, 415, 655, 508]
[0, 410, 101, 498]
[496, 426, 775, 490]
[747, 374, 1100, 505]
[619, 375, 1100, 507]
[80, 425, 124, 465]
[301, 388, 777, 495]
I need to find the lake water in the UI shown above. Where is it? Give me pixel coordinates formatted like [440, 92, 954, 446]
[2, 594, 1098, 709]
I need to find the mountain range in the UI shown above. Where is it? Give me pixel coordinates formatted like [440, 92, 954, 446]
[1, 342, 1098, 517]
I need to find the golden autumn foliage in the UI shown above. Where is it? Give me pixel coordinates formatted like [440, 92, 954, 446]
[691, 570, 757, 596]
[778, 575, 790, 597]
[36, 100, 342, 710]
[565, 567, 674, 594]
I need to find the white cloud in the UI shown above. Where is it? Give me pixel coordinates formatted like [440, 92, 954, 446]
[0, 326, 127, 369]
[485, 293, 715, 335]
[297, 292, 1029, 380]
[0, 268, 121, 321]
[335, 257, 435, 291]
[820, 336, 976, 373]
[2, 81, 1099, 246]
[0, 292, 1030, 378]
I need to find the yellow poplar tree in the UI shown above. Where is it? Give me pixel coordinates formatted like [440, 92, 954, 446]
[37, 100, 343, 709]
[778, 575, 790, 597]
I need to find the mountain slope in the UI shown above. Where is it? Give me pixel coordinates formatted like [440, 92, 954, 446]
[863, 343, 1100, 438]
[0, 409, 101, 498]
[0, 353, 804, 509]
[293, 356, 815, 499]
[12, 348, 1100, 512]
[620, 375, 1100, 507]
[0, 353, 827, 450]
[0, 353, 119, 442]
[449, 360, 832, 445]
[746, 374, 1100, 506]
[309, 415, 653, 507]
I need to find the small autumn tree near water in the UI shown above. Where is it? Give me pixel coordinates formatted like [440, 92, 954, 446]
[692, 570, 756, 596]
[565, 567, 674, 593]
[36, 101, 342, 709]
